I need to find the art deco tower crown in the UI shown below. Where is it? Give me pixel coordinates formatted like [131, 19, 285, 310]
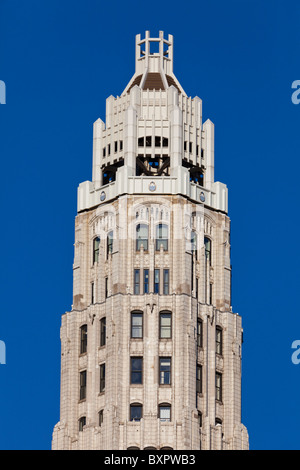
[52, 31, 249, 451]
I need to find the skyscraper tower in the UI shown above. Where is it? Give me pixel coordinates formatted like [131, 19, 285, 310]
[52, 31, 249, 451]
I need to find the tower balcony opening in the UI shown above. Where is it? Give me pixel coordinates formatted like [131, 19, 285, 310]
[136, 155, 170, 177]
[102, 159, 124, 185]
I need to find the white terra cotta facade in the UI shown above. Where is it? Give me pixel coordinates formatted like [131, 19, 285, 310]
[52, 31, 249, 451]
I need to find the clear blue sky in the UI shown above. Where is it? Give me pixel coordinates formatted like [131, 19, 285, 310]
[0, 0, 300, 450]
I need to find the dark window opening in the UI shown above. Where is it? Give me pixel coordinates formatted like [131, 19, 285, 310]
[100, 363, 105, 392]
[136, 155, 170, 176]
[79, 370, 87, 400]
[144, 269, 149, 294]
[102, 159, 124, 185]
[197, 319, 203, 348]
[100, 317, 106, 347]
[130, 404, 142, 421]
[79, 416, 86, 431]
[131, 357, 143, 384]
[196, 364, 202, 394]
[216, 326, 222, 355]
[80, 325, 87, 354]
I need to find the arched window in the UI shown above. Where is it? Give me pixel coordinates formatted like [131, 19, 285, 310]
[130, 403, 143, 422]
[159, 404, 171, 422]
[93, 237, 100, 263]
[159, 311, 172, 339]
[136, 224, 148, 251]
[98, 409, 104, 426]
[80, 324, 87, 354]
[107, 231, 113, 257]
[156, 223, 168, 251]
[131, 311, 143, 338]
[78, 416, 86, 432]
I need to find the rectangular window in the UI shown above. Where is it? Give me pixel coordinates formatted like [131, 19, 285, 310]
[131, 312, 143, 339]
[100, 317, 106, 347]
[154, 269, 160, 294]
[108, 143, 111, 155]
[103, 147, 106, 157]
[119, 140, 123, 151]
[136, 224, 148, 251]
[107, 231, 113, 257]
[163, 269, 169, 295]
[134, 269, 140, 295]
[209, 283, 213, 305]
[216, 327, 222, 355]
[216, 372, 222, 402]
[98, 409, 104, 426]
[105, 277, 108, 298]
[130, 404, 142, 421]
[145, 136, 151, 147]
[197, 319, 203, 348]
[138, 137, 144, 147]
[196, 364, 202, 394]
[79, 370, 87, 400]
[162, 137, 168, 147]
[189, 142, 192, 153]
[143, 269, 149, 294]
[204, 237, 211, 265]
[155, 136, 161, 147]
[80, 325, 87, 354]
[159, 405, 171, 422]
[79, 416, 86, 431]
[114, 141, 118, 153]
[160, 312, 172, 339]
[156, 223, 168, 251]
[100, 363, 105, 393]
[91, 282, 94, 304]
[159, 357, 171, 385]
[130, 357, 143, 384]
[93, 237, 100, 264]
